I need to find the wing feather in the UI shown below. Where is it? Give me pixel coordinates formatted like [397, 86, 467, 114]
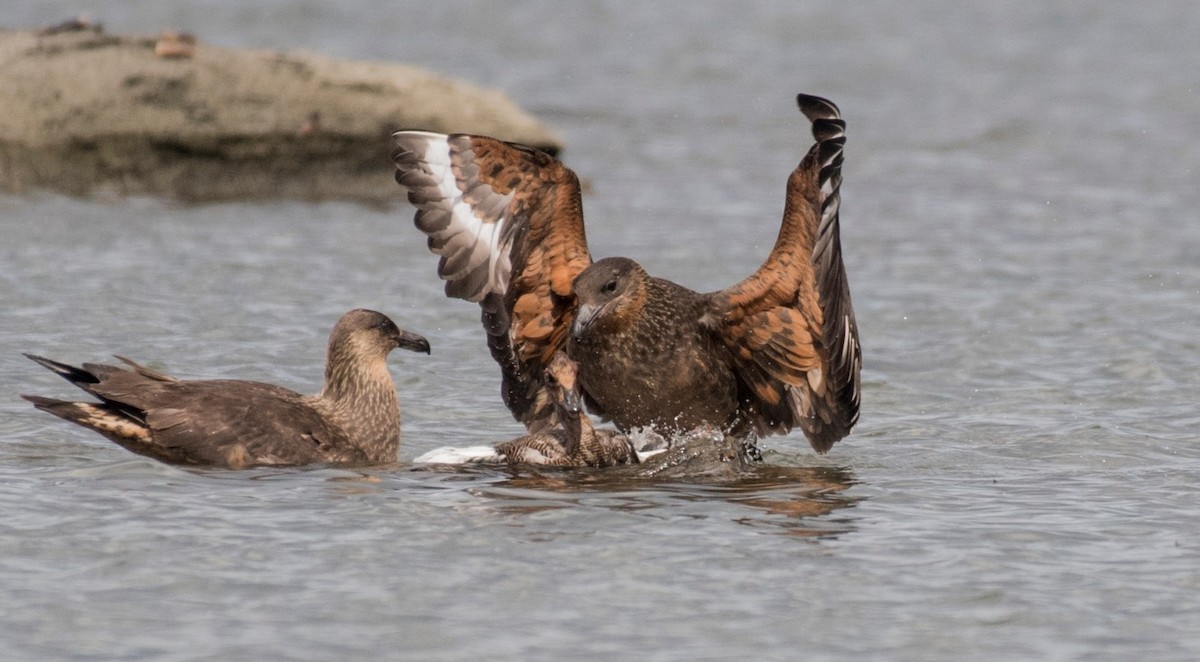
[706, 94, 861, 452]
[393, 132, 591, 430]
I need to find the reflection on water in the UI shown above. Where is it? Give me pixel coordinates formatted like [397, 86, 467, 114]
[386, 425, 862, 537]
[4, 0, 1200, 659]
[407, 460, 861, 539]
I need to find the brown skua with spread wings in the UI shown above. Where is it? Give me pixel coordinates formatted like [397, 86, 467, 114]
[393, 94, 860, 453]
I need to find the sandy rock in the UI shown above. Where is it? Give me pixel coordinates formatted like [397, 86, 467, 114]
[0, 25, 561, 205]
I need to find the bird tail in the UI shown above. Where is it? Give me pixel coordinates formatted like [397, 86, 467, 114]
[21, 395, 152, 443]
[23, 353, 101, 390]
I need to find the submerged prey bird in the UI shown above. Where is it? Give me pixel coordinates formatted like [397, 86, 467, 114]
[415, 352, 638, 467]
[393, 94, 860, 453]
[22, 309, 430, 468]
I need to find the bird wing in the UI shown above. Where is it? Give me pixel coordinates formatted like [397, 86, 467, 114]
[393, 132, 591, 431]
[138, 382, 356, 466]
[87, 362, 351, 465]
[704, 94, 862, 452]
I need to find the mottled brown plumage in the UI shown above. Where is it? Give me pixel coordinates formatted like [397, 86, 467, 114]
[393, 94, 860, 453]
[22, 309, 430, 468]
[493, 353, 638, 467]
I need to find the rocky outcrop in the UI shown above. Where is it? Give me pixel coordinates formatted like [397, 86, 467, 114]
[0, 25, 561, 204]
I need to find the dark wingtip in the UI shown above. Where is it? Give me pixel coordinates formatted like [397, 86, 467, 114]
[795, 92, 861, 450]
[531, 143, 561, 158]
[20, 393, 59, 408]
[23, 353, 97, 383]
[796, 93, 841, 120]
[807, 434, 835, 455]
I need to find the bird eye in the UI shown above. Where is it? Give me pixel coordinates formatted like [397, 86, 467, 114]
[602, 280, 618, 294]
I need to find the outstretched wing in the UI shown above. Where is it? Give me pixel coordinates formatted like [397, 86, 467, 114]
[705, 94, 861, 452]
[392, 132, 592, 430]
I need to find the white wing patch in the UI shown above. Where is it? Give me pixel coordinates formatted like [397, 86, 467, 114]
[394, 131, 515, 302]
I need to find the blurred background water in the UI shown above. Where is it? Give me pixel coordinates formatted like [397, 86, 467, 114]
[2, 2, 1199, 660]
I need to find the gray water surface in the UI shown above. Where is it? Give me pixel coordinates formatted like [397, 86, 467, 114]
[3, 2, 1199, 660]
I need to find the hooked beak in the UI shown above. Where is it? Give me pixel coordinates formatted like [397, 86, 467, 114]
[395, 329, 431, 354]
[559, 383, 583, 415]
[571, 302, 602, 340]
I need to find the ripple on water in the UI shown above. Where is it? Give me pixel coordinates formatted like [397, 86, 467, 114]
[5, 2, 1200, 658]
